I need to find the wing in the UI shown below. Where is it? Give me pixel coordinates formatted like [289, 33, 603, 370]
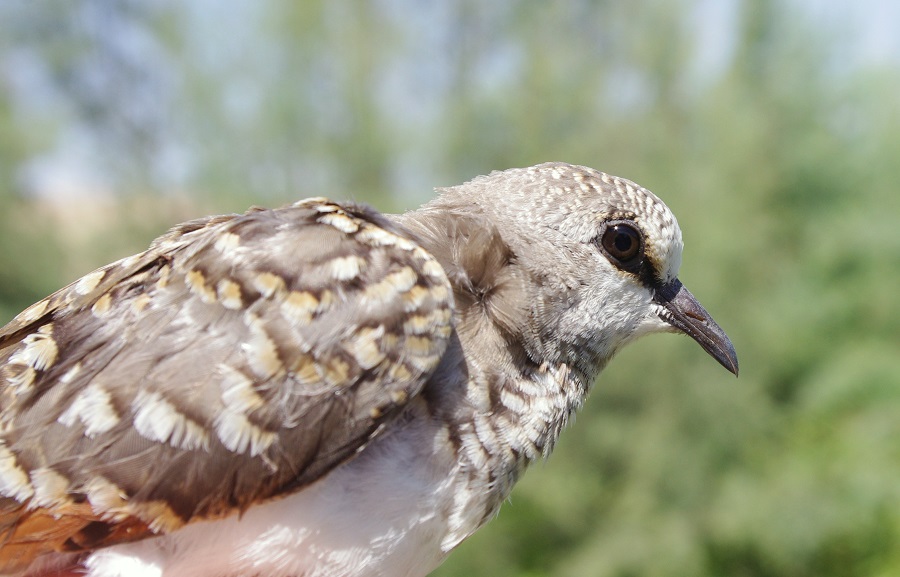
[0, 198, 454, 571]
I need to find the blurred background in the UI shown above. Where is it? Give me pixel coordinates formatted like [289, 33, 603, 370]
[1, 1, 899, 575]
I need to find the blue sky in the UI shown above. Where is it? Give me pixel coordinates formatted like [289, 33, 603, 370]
[3, 0, 898, 202]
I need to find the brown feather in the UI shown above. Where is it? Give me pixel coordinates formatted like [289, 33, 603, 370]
[0, 199, 454, 573]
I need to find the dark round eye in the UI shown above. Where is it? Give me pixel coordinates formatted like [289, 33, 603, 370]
[600, 223, 643, 265]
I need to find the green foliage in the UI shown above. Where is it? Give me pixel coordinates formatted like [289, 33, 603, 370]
[0, 1, 898, 576]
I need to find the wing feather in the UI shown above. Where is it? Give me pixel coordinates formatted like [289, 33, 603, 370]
[0, 199, 453, 571]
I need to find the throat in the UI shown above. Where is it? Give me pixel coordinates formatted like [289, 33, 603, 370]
[488, 361, 589, 463]
[426, 332, 591, 499]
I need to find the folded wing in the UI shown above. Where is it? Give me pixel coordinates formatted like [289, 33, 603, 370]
[0, 199, 454, 572]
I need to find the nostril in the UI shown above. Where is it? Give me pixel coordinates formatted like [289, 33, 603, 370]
[684, 309, 705, 322]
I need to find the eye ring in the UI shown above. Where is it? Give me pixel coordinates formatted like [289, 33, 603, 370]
[598, 221, 644, 269]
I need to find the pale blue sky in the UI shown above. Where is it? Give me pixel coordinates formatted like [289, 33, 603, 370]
[2, 0, 898, 201]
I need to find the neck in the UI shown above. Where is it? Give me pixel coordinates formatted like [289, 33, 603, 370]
[391, 208, 593, 487]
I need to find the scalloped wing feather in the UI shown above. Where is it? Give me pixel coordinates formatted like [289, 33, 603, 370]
[0, 199, 454, 573]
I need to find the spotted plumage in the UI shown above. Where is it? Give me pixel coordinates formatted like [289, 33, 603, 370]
[0, 163, 736, 577]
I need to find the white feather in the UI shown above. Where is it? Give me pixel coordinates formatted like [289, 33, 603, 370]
[82, 402, 474, 577]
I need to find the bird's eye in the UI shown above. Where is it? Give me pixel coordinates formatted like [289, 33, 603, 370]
[599, 222, 643, 267]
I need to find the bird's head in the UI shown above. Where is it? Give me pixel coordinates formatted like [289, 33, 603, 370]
[417, 162, 738, 382]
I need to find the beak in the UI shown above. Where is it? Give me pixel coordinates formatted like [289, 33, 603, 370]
[653, 279, 739, 376]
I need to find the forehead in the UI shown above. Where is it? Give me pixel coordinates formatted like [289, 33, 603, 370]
[522, 163, 684, 282]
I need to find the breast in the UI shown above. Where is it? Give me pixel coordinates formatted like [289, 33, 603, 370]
[78, 403, 487, 577]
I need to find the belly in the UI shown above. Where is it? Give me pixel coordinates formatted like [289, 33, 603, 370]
[78, 413, 485, 577]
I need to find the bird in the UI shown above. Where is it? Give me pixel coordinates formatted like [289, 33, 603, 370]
[0, 162, 737, 577]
